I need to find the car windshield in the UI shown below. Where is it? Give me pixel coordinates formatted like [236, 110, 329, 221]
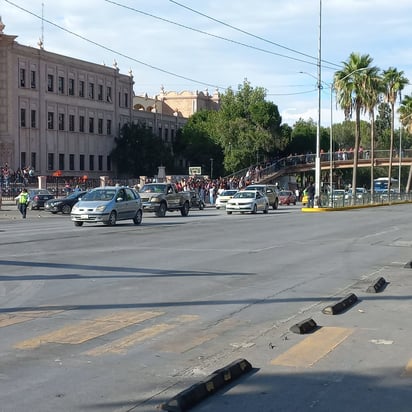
[221, 190, 237, 196]
[279, 191, 290, 196]
[140, 185, 165, 193]
[66, 191, 83, 199]
[235, 191, 255, 199]
[82, 190, 116, 201]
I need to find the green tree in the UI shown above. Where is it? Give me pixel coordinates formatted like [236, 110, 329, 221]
[382, 67, 409, 192]
[214, 80, 284, 171]
[110, 123, 174, 177]
[375, 102, 391, 149]
[334, 52, 379, 197]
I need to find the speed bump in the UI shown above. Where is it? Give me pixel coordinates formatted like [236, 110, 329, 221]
[160, 358, 252, 411]
[290, 318, 318, 334]
[366, 277, 387, 293]
[322, 293, 358, 315]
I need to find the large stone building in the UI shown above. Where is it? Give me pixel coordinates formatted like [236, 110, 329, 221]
[0, 18, 220, 180]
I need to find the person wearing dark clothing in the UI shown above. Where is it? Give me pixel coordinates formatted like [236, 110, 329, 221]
[307, 183, 315, 208]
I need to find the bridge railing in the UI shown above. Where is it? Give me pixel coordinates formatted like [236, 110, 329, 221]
[225, 149, 412, 184]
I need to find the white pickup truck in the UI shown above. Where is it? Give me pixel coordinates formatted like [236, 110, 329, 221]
[139, 183, 191, 217]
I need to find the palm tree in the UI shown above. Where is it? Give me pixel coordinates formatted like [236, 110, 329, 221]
[363, 73, 384, 199]
[382, 68, 409, 195]
[398, 95, 412, 191]
[334, 53, 379, 200]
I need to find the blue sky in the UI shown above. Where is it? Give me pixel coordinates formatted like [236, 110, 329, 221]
[2, 0, 412, 127]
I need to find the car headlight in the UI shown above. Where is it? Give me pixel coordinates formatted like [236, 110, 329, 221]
[71, 205, 79, 212]
[96, 205, 107, 212]
[150, 197, 161, 203]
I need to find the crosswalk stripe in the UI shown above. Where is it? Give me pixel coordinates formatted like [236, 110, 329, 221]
[14, 311, 164, 349]
[0, 310, 64, 328]
[84, 323, 176, 356]
[270, 327, 353, 368]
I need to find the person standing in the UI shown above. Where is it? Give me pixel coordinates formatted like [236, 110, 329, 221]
[15, 188, 29, 218]
[307, 182, 315, 208]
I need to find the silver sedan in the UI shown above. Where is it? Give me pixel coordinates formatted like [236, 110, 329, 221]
[226, 190, 269, 214]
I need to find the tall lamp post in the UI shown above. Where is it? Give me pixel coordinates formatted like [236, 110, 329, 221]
[399, 112, 412, 193]
[210, 158, 214, 180]
[315, 0, 322, 206]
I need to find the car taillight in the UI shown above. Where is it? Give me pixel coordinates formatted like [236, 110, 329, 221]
[34, 195, 39, 201]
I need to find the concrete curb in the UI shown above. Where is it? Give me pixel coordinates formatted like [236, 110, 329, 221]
[301, 200, 412, 212]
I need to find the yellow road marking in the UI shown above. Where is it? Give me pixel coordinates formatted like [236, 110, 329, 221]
[14, 311, 164, 349]
[271, 327, 353, 368]
[0, 310, 64, 328]
[85, 323, 176, 356]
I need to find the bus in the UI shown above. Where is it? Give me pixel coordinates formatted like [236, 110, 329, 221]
[373, 177, 398, 193]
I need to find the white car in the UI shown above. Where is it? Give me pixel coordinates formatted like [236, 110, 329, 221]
[226, 190, 269, 214]
[215, 189, 238, 209]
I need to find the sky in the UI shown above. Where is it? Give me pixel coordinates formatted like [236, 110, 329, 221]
[2, 0, 412, 127]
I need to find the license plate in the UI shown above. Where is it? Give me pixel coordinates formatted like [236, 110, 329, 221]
[80, 214, 88, 219]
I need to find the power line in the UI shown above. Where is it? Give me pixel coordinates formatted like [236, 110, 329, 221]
[169, 0, 341, 69]
[3, 0, 227, 90]
[103, 0, 338, 71]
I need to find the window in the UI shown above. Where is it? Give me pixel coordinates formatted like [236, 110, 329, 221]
[89, 155, 94, 171]
[68, 78, 75, 96]
[98, 84, 103, 101]
[21, 152, 26, 168]
[98, 155, 103, 171]
[69, 154, 75, 171]
[20, 108, 26, 127]
[124, 92, 129, 108]
[107, 155, 111, 171]
[106, 119, 112, 135]
[106, 86, 112, 102]
[164, 128, 169, 142]
[79, 80, 85, 97]
[158, 127, 162, 138]
[31, 110, 36, 128]
[48, 153, 54, 171]
[47, 112, 54, 129]
[58, 113, 65, 131]
[89, 117, 94, 133]
[19, 68, 26, 87]
[30, 70, 36, 88]
[98, 118, 103, 134]
[79, 116, 85, 132]
[58, 76, 65, 94]
[59, 153, 65, 170]
[79, 154, 85, 171]
[31, 152, 36, 169]
[88, 83, 94, 99]
[69, 114, 75, 132]
[47, 74, 54, 92]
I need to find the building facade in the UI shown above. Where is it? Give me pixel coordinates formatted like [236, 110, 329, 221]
[0, 19, 220, 181]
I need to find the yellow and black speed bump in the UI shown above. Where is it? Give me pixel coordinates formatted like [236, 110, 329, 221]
[290, 318, 318, 334]
[322, 293, 358, 315]
[366, 277, 387, 293]
[160, 358, 252, 411]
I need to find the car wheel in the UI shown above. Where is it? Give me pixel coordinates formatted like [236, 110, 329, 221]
[199, 202, 204, 210]
[62, 204, 71, 214]
[108, 211, 117, 226]
[180, 201, 190, 216]
[133, 209, 143, 225]
[74, 221, 83, 227]
[252, 204, 258, 214]
[273, 199, 279, 210]
[226, 211, 232, 215]
[156, 202, 167, 217]
[263, 204, 269, 214]
[51, 211, 58, 214]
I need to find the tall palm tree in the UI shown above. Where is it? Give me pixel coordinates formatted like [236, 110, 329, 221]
[398, 95, 412, 191]
[334, 53, 379, 200]
[382, 68, 409, 195]
[363, 73, 384, 199]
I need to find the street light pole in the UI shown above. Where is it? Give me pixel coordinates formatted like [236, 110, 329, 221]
[210, 158, 214, 180]
[315, 0, 322, 206]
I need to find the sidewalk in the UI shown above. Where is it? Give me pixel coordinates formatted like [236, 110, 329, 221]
[0, 199, 25, 219]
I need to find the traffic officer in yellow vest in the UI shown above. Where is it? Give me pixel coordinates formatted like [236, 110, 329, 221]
[15, 188, 29, 218]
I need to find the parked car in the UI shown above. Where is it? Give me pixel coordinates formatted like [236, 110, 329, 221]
[71, 186, 143, 226]
[226, 190, 269, 214]
[278, 190, 297, 205]
[245, 184, 279, 209]
[27, 189, 54, 210]
[44, 190, 88, 214]
[189, 191, 205, 210]
[328, 189, 346, 207]
[215, 189, 238, 209]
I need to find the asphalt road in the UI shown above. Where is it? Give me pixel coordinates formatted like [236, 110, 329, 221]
[1, 203, 412, 411]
